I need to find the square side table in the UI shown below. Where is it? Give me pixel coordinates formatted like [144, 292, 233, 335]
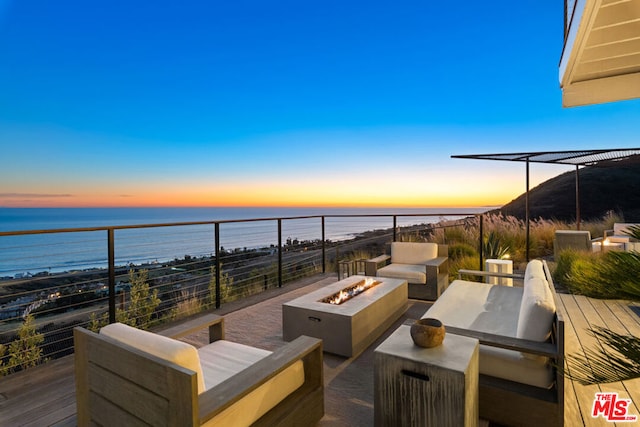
[374, 325, 479, 427]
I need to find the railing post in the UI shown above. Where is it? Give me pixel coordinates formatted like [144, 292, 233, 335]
[321, 216, 326, 273]
[393, 215, 397, 241]
[479, 214, 484, 271]
[215, 223, 221, 309]
[278, 219, 283, 287]
[107, 229, 116, 324]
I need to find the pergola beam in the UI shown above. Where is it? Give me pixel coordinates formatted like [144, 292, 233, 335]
[452, 148, 640, 262]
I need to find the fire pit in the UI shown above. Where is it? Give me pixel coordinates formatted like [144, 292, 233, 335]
[320, 278, 380, 305]
[283, 275, 408, 357]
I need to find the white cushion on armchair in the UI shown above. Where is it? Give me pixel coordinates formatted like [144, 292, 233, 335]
[390, 242, 438, 264]
[101, 322, 206, 393]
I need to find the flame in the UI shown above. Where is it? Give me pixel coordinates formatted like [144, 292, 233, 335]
[322, 278, 380, 305]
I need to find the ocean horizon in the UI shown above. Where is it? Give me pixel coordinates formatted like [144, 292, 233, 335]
[0, 207, 488, 277]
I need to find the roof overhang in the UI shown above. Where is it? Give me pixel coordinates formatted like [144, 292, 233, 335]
[560, 0, 640, 107]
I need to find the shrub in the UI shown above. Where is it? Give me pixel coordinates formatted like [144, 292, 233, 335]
[7, 314, 45, 373]
[448, 254, 481, 283]
[172, 290, 203, 319]
[125, 269, 160, 329]
[555, 249, 640, 299]
[88, 269, 161, 331]
[0, 344, 6, 376]
[448, 243, 477, 261]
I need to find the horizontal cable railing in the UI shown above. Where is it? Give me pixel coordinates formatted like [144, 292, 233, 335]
[0, 211, 483, 375]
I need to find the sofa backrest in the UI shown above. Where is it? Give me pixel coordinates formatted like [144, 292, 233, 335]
[101, 322, 206, 393]
[390, 242, 438, 265]
[517, 260, 557, 342]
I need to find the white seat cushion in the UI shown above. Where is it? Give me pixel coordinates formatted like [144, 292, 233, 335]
[198, 340, 272, 389]
[424, 280, 522, 337]
[101, 322, 206, 393]
[480, 345, 554, 389]
[377, 263, 427, 284]
[423, 278, 554, 388]
[200, 341, 305, 427]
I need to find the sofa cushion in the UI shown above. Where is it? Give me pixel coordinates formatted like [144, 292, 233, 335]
[424, 279, 555, 389]
[202, 360, 304, 427]
[377, 263, 427, 284]
[390, 242, 438, 265]
[198, 340, 271, 389]
[524, 259, 545, 280]
[424, 279, 522, 337]
[480, 345, 554, 389]
[199, 341, 305, 427]
[517, 277, 556, 342]
[101, 322, 206, 393]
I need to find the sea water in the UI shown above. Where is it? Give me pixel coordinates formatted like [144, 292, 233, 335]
[0, 207, 485, 277]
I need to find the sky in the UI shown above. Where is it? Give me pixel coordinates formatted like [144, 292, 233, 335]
[1, 0, 639, 209]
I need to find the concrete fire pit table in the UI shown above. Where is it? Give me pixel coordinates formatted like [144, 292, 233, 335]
[282, 275, 408, 357]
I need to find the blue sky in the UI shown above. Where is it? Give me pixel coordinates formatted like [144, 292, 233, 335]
[1, 0, 639, 207]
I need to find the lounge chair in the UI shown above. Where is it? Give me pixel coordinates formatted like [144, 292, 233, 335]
[365, 242, 449, 300]
[553, 230, 593, 258]
[73, 314, 324, 426]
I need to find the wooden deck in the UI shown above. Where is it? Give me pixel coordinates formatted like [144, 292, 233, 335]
[1, 274, 639, 426]
[560, 293, 640, 426]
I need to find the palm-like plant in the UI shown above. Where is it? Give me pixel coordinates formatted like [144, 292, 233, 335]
[563, 250, 640, 385]
[483, 231, 510, 260]
[624, 224, 640, 240]
[565, 326, 640, 385]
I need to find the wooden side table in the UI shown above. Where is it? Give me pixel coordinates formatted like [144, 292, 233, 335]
[374, 325, 479, 427]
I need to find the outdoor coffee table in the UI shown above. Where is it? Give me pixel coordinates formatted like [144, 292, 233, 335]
[374, 324, 479, 426]
[282, 275, 407, 357]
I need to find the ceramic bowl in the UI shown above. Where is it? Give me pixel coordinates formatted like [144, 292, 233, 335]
[410, 318, 445, 348]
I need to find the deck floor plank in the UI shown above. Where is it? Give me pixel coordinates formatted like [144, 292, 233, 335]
[558, 293, 589, 427]
[559, 293, 605, 427]
[587, 297, 640, 414]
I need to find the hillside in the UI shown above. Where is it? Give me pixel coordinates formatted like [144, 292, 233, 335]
[496, 159, 640, 222]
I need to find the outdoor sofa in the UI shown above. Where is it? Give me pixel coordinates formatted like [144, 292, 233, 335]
[74, 313, 324, 426]
[422, 259, 564, 427]
[365, 242, 449, 300]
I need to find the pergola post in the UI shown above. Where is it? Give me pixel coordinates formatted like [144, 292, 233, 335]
[525, 159, 530, 262]
[575, 165, 581, 230]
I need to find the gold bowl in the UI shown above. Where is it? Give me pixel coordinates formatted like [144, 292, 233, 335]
[410, 318, 445, 348]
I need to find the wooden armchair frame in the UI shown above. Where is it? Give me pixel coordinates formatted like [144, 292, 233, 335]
[74, 313, 324, 427]
[365, 244, 449, 300]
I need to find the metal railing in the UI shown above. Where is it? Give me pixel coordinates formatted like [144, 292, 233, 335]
[0, 211, 483, 374]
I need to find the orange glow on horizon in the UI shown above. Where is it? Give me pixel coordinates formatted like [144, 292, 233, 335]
[2, 171, 531, 209]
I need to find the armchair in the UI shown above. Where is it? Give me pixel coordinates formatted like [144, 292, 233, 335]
[365, 242, 448, 300]
[74, 313, 324, 426]
[553, 230, 593, 258]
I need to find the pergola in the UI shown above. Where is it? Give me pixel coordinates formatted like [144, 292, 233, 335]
[452, 148, 640, 260]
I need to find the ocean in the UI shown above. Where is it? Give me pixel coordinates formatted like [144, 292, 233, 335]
[0, 207, 485, 277]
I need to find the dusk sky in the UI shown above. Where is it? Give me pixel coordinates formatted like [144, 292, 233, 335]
[1, 1, 639, 208]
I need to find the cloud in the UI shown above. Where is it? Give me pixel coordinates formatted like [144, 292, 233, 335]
[0, 193, 74, 198]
